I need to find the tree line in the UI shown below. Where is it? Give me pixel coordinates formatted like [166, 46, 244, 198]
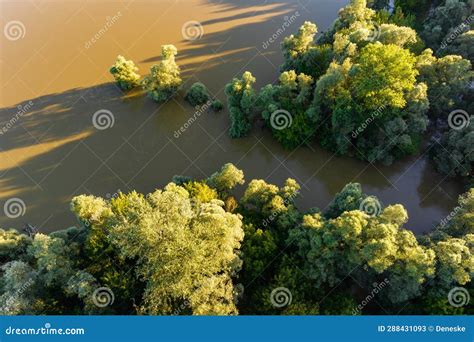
[0, 163, 472, 315]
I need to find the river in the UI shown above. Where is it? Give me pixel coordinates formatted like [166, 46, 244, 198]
[0, 0, 464, 234]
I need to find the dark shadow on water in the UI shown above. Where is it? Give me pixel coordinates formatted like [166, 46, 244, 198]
[0, 0, 462, 235]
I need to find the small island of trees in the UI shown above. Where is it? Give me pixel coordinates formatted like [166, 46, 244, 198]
[1, 0, 473, 316]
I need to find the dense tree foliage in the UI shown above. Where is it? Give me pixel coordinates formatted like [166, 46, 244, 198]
[109, 55, 141, 90]
[142, 45, 182, 102]
[0, 164, 472, 315]
[432, 118, 473, 178]
[394, 0, 431, 19]
[225, 72, 257, 138]
[185, 82, 210, 107]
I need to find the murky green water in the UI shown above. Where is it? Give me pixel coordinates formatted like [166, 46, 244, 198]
[0, 0, 463, 234]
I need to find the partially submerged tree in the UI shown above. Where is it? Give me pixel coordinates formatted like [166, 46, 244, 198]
[142, 45, 182, 102]
[432, 119, 473, 180]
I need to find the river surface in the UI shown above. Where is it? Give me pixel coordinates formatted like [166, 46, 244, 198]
[0, 0, 464, 234]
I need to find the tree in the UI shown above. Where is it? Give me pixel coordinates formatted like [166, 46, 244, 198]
[182, 181, 218, 203]
[439, 189, 474, 237]
[97, 184, 244, 315]
[312, 43, 429, 164]
[433, 236, 473, 289]
[281, 22, 333, 80]
[374, 6, 416, 28]
[225, 72, 256, 138]
[185, 82, 210, 106]
[207, 163, 245, 193]
[421, 0, 472, 50]
[416, 49, 472, 117]
[281, 21, 317, 71]
[211, 99, 224, 112]
[142, 45, 182, 102]
[352, 42, 418, 109]
[325, 183, 365, 218]
[442, 30, 474, 64]
[109, 55, 141, 90]
[394, 0, 430, 19]
[258, 70, 315, 148]
[0, 165, 472, 315]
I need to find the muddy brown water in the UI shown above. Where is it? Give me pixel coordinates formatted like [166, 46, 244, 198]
[0, 0, 464, 234]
